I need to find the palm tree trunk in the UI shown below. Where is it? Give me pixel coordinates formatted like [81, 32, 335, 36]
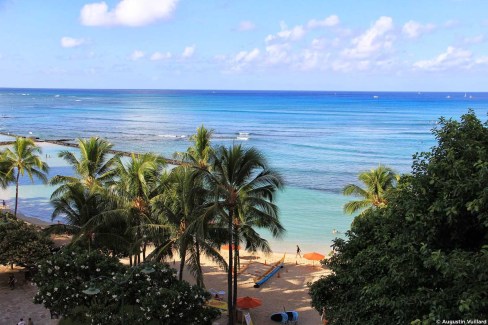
[129, 255, 133, 267]
[179, 250, 185, 282]
[143, 242, 147, 261]
[195, 240, 204, 288]
[233, 226, 238, 319]
[227, 210, 234, 325]
[14, 170, 20, 217]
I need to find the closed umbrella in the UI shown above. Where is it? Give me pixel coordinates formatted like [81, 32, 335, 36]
[303, 252, 325, 266]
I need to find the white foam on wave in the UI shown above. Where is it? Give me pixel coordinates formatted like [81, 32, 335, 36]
[158, 134, 187, 139]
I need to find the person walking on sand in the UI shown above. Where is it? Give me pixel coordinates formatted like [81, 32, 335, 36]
[296, 245, 301, 258]
[28, 318, 34, 325]
[9, 273, 16, 289]
[17, 318, 26, 325]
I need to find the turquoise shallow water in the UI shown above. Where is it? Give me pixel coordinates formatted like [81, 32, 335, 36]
[1, 89, 487, 253]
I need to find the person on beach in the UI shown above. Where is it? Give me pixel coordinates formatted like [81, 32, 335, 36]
[2, 199, 5, 208]
[28, 318, 34, 325]
[296, 245, 301, 258]
[9, 273, 16, 289]
[17, 318, 26, 325]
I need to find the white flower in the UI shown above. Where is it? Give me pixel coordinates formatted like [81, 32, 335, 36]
[112, 294, 117, 299]
[46, 292, 51, 296]
[136, 299, 140, 303]
[54, 287, 58, 292]
[96, 268, 100, 272]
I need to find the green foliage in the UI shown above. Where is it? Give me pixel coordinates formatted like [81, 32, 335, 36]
[0, 213, 53, 267]
[34, 247, 220, 324]
[1, 137, 49, 216]
[310, 111, 488, 324]
[342, 165, 398, 216]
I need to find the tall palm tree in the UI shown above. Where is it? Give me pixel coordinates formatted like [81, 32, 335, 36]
[342, 165, 398, 216]
[2, 137, 49, 217]
[150, 166, 226, 286]
[203, 145, 284, 325]
[106, 153, 166, 266]
[49, 137, 121, 251]
[50, 137, 118, 194]
[176, 125, 214, 169]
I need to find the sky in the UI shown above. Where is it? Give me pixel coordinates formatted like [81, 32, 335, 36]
[0, 0, 487, 91]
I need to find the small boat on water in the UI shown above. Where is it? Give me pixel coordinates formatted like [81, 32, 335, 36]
[253, 254, 285, 288]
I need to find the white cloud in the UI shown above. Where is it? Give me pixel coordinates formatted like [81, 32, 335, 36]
[130, 50, 145, 61]
[229, 48, 260, 71]
[150, 51, 172, 61]
[61, 37, 85, 48]
[238, 20, 255, 31]
[265, 43, 292, 65]
[343, 16, 394, 59]
[464, 35, 485, 44]
[307, 15, 340, 29]
[413, 46, 472, 71]
[296, 49, 323, 70]
[402, 20, 435, 39]
[80, 0, 178, 27]
[265, 21, 305, 43]
[182, 45, 195, 58]
[444, 20, 459, 28]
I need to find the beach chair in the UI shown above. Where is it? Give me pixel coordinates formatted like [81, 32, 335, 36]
[244, 311, 254, 325]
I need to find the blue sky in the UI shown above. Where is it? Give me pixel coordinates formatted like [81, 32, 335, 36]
[0, 0, 487, 91]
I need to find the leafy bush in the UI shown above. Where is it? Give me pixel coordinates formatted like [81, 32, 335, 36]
[309, 111, 488, 324]
[0, 213, 53, 267]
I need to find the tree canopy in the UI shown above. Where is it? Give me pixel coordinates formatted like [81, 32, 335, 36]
[0, 212, 53, 267]
[310, 111, 488, 324]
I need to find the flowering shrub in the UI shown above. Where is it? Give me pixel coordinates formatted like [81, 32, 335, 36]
[33, 246, 123, 320]
[34, 247, 220, 324]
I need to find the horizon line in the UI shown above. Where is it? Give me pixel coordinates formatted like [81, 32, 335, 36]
[0, 87, 485, 93]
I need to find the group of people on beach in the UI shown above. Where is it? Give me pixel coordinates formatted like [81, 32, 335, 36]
[16, 318, 34, 325]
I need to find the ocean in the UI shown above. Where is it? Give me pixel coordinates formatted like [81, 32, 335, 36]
[1, 88, 487, 253]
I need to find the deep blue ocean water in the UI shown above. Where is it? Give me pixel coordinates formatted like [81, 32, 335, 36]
[1, 88, 487, 252]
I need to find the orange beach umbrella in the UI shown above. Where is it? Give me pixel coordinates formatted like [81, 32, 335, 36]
[303, 252, 325, 265]
[236, 296, 262, 309]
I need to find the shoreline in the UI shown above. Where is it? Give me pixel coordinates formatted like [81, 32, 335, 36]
[0, 131, 338, 255]
[1, 208, 53, 227]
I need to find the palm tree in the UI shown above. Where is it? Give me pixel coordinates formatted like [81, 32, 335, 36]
[342, 165, 398, 216]
[49, 137, 122, 251]
[50, 137, 118, 194]
[2, 137, 49, 217]
[106, 153, 166, 266]
[176, 125, 214, 169]
[203, 144, 284, 325]
[150, 166, 226, 286]
[0, 157, 14, 190]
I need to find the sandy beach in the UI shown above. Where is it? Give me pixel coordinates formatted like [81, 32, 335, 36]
[1, 212, 330, 324]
